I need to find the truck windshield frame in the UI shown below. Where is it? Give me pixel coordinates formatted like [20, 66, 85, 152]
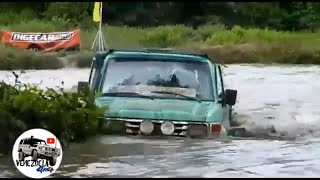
[99, 57, 215, 101]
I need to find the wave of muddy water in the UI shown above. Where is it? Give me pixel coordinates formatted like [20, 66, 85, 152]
[1, 64, 320, 177]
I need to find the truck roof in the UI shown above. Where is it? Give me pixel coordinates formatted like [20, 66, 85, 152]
[95, 48, 212, 63]
[21, 137, 44, 141]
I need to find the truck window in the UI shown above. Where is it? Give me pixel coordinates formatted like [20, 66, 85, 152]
[215, 65, 224, 98]
[90, 59, 104, 92]
[24, 139, 30, 145]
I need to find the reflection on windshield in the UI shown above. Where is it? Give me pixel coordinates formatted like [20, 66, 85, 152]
[33, 139, 47, 145]
[102, 58, 214, 101]
[36, 141, 46, 145]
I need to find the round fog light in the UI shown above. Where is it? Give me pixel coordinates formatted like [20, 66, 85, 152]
[161, 121, 175, 135]
[140, 120, 154, 134]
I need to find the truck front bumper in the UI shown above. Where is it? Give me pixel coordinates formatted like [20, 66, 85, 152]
[98, 117, 226, 138]
[38, 151, 57, 158]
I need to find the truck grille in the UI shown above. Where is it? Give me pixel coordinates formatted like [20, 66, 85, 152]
[45, 147, 55, 152]
[105, 118, 209, 137]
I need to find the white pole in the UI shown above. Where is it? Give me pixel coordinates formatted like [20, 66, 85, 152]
[101, 27, 107, 49]
[91, 2, 107, 52]
[91, 31, 99, 51]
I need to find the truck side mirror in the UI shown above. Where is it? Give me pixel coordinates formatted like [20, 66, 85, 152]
[225, 89, 237, 106]
[77, 81, 89, 93]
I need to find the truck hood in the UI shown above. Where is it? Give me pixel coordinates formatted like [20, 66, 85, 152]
[95, 97, 215, 122]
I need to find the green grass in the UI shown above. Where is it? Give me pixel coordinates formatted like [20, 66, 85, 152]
[1, 19, 320, 70]
[0, 44, 63, 70]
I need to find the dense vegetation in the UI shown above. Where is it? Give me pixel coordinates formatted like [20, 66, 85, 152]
[2, 2, 319, 31]
[0, 80, 106, 154]
[1, 2, 320, 69]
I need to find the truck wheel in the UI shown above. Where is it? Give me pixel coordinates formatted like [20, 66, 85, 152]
[18, 152, 25, 161]
[49, 157, 57, 166]
[32, 150, 38, 161]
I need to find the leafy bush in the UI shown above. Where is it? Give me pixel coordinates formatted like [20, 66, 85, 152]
[139, 25, 194, 47]
[0, 9, 38, 27]
[201, 43, 320, 64]
[43, 2, 93, 29]
[66, 52, 94, 68]
[193, 23, 226, 42]
[0, 81, 107, 154]
[205, 25, 297, 45]
[0, 45, 63, 70]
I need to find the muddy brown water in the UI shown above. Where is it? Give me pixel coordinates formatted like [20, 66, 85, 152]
[0, 64, 320, 177]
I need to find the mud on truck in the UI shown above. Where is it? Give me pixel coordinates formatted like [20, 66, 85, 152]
[78, 48, 242, 139]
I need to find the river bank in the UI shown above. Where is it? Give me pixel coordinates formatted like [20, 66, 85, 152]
[0, 80, 106, 155]
[1, 23, 320, 70]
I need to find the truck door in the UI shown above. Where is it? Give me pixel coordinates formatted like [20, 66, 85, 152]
[23, 139, 31, 155]
[20, 139, 25, 152]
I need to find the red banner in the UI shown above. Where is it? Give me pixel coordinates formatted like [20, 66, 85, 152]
[1, 29, 81, 52]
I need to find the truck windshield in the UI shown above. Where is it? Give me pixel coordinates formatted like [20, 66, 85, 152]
[101, 58, 214, 101]
[31, 138, 47, 145]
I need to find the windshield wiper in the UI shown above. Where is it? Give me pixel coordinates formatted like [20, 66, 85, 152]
[101, 92, 154, 100]
[150, 91, 201, 102]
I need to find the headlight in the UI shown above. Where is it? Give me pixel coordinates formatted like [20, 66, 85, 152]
[188, 124, 208, 137]
[160, 121, 175, 135]
[140, 120, 154, 134]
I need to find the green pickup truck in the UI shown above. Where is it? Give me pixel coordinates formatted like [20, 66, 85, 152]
[78, 48, 239, 138]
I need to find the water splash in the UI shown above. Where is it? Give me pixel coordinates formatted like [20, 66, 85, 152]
[224, 64, 320, 139]
[1, 65, 320, 139]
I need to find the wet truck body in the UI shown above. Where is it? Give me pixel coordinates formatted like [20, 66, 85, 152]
[78, 49, 238, 138]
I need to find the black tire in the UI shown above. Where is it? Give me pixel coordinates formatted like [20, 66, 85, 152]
[49, 157, 57, 166]
[18, 152, 24, 161]
[32, 150, 38, 161]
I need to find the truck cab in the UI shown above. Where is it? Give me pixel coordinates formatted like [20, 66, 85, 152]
[78, 48, 238, 138]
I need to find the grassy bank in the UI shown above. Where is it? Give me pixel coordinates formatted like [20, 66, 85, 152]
[0, 82, 106, 154]
[1, 20, 320, 69]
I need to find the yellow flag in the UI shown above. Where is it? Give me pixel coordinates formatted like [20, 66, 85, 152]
[93, 2, 102, 23]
